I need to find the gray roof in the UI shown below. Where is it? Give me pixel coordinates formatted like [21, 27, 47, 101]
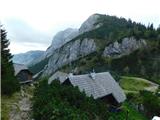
[13, 63, 29, 75]
[48, 71, 68, 84]
[48, 71, 126, 103]
[68, 72, 126, 103]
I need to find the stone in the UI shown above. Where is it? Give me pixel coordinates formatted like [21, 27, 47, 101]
[103, 37, 147, 58]
[42, 38, 96, 77]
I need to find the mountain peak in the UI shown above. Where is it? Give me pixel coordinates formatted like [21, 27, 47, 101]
[79, 13, 102, 33]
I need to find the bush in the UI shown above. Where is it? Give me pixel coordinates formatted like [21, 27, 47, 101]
[1, 76, 20, 95]
[33, 78, 148, 120]
[33, 79, 110, 120]
[140, 90, 160, 118]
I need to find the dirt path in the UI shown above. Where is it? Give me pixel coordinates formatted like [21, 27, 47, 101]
[9, 87, 33, 120]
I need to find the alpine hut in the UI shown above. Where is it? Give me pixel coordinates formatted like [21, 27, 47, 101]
[13, 63, 33, 84]
[49, 71, 126, 105]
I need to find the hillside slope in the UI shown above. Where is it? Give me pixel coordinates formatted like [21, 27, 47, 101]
[13, 50, 44, 65]
[29, 14, 160, 83]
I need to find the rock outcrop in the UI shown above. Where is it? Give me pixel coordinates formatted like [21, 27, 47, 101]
[31, 14, 149, 78]
[31, 14, 101, 67]
[45, 14, 101, 58]
[103, 37, 147, 58]
[45, 28, 79, 58]
[42, 38, 96, 76]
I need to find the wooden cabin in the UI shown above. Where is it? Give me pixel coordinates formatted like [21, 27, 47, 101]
[13, 63, 33, 84]
[48, 71, 126, 105]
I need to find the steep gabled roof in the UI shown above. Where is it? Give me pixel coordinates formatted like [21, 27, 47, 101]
[48, 71, 126, 103]
[13, 63, 29, 75]
[68, 72, 126, 103]
[48, 71, 68, 84]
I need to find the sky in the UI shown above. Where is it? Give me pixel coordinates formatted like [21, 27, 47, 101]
[0, 0, 160, 54]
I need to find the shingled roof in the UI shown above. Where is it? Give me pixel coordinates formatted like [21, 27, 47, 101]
[68, 72, 126, 103]
[48, 71, 126, 103]
[13, 63, 28, 75]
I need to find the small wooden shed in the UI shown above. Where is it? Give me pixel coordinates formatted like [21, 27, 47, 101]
[13, 63, 33, 84]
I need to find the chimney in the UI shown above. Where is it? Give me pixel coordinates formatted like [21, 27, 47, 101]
[90, 70, 96, 80]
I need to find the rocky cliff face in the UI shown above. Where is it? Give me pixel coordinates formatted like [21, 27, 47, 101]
[45, 28, 79, 58]
[42, 38, 96, 76]
[42, 37, 147, 76]
[31, 14, 101, 66]
[45, 14, 101, 58]
[103, 37, 147, 58]
[31, 14, 149, 77]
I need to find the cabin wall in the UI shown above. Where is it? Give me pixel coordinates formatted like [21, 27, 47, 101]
[100, 94, 119, 106]
[17, 70, 32, 81]
[28, 74, 32, 80]
[62, 79, 72, 85]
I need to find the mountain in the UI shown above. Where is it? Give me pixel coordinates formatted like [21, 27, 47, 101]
[29, 14, 160, 84]
[45, 28, 79, 58]
[79, 13, 102, 33]
[40, 14, 102, 59]
[12, 50, 45, 65]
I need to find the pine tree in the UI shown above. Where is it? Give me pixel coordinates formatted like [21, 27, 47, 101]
[1, 25, 20, 95]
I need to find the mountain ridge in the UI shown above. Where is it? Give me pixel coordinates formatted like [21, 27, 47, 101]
[28, 13, 160, 84]
[12, 50, 44, 65]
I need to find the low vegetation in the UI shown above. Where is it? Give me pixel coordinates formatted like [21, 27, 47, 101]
[120, 76, 160, 118]
[33, 78, 148, 120]
[127, 89, 160, 119]
[1, 85, 34, 120]
[1, 93, 21, 120]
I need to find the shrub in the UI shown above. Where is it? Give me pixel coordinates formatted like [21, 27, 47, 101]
[33, 78, 110, 120]
[140, 90, 160, 118]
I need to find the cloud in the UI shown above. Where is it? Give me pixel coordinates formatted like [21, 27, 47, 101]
[9, 42, 47, 54]
[2, 19, 52, 44]
[1, 0, 160, 54]
[1, 19, 53, 54]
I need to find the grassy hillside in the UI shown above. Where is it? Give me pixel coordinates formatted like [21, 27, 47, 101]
[59, 32, 160, 82]
[119, 76, 159, 92]
[28, 57, 50, 74]
[60, 42, 160, 84]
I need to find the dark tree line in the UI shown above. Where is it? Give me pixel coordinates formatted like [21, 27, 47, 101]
[1, 25, 20, 95]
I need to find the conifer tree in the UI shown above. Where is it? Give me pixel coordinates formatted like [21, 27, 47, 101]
[1, 25, 20, 95]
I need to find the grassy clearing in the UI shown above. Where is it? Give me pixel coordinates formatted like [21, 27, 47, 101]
[119, 76, 154, 92]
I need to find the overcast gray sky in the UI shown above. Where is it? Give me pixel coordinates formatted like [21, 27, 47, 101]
[0, 0, 160, 54]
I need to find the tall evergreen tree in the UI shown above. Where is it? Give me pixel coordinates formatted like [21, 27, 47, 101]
[1, 25, 20, 95]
